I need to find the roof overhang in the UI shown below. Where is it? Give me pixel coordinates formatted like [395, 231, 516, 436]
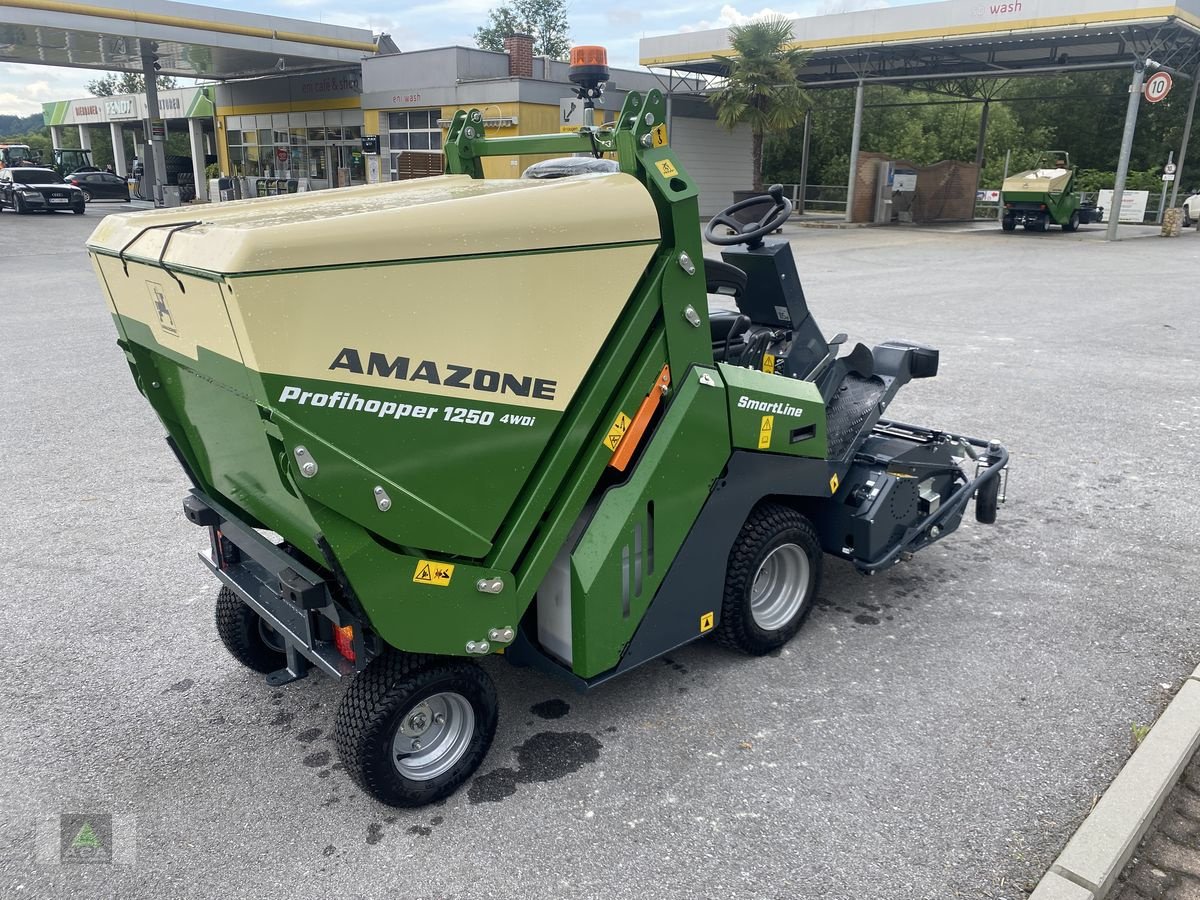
[0, 0, 379, 80]
[640, 0, 1200, 86]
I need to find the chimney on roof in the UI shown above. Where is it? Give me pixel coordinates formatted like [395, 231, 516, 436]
[504, 33, 534, 78]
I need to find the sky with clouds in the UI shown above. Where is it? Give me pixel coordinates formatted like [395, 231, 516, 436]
[0, 0, 913, 117]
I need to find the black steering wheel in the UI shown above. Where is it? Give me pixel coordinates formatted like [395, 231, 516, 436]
[704, 184, 792, 248]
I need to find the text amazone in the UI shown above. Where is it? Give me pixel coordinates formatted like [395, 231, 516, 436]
[330, 348, 557, 401]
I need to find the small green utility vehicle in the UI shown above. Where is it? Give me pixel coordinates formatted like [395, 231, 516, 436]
[87, 86, 1007, 808]
[1001, 150, 1103, 232]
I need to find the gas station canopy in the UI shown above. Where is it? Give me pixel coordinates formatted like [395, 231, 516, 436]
[640, 0, 1200, 84]
[0, 0, 380, 80]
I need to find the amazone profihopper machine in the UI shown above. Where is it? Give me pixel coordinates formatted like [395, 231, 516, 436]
[1001, 151, 1103, 232]
[88, 53, 1008, 807]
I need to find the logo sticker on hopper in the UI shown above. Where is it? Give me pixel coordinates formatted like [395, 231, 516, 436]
[413, 560, 454, 587]
[147, 282, 178, 337]
[758, 415, 774, 449]
[654, 159, 678, 178]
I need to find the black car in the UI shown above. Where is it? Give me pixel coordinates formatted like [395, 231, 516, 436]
[0, 167, 86, 214]
[65, 170, 131, 203]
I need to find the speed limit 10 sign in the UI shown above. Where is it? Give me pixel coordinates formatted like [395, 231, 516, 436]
[1146, 71, 1173, 103]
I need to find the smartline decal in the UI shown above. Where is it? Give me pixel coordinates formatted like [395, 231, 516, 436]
[329, 348, 558, 402]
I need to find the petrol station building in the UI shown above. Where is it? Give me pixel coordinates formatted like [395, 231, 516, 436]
[41, 86, 216, 198]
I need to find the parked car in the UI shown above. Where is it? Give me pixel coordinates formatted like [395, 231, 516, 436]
[66, 171, 131, 203]
[1182, 191, 1200, 227]
[0, 167, 85, 214]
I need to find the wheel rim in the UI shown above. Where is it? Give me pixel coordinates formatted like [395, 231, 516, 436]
[392, 692, 475, 782]
[257, 617, 285, 654]
[82, 190, 91, 202]
[750, 543, 810, 631]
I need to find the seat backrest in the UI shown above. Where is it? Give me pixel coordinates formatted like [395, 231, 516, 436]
[720, 242, 830, 379]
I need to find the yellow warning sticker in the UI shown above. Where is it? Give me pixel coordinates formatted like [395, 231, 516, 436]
[829, 473, 840, 495]
[700, 611, 714, 633]
[758, 415, 774, 449]
[603, 412, 632, 451]
[762, 353, 776, 374]
[654, 159, 679, 178]
[651, 123, 668, 147]
[413, 560, 455, 587]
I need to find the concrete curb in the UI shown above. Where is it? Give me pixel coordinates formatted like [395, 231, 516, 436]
[1028, 663, 1200, 900]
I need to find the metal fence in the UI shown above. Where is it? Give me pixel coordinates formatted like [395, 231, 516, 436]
[778, 184, 1185, 224]
[777, 183, 848, 216]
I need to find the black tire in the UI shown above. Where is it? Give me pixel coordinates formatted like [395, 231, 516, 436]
[1062, 211, 1079, 232]
[73, 206, 85, 215]
[1034, 214, 1048, 232]
[81, 189, 92, 202]
[1185, 208, 1193, 228]
[214, 586, 287, 673]
[717, 502, 822, 655]
[976, 473, 1001, 524]
[335, 653, 498, 807]
[13, 195, 25, 214]
[1001, 217, 1016, 232]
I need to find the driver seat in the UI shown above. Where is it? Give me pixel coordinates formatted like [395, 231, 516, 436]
[705, 259, 750, 354]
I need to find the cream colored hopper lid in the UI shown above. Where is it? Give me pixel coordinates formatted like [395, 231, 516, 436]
[86, 173, 661, 276]
[1002, 168, 1072, 194]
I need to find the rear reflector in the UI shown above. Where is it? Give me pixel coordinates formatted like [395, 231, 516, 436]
[334, 625, 356, 663]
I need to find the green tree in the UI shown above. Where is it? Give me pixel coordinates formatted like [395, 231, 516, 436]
[710, 17, 809, 192]
[475, 0, 570, 60]
[86, 72, 177, 97]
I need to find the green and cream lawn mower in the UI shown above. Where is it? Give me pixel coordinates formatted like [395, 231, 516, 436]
[86, 52, 1008, 808]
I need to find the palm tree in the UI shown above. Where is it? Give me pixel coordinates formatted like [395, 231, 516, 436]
[710, 17, 809, 192]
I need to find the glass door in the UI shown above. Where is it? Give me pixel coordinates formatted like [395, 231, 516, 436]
[307, 146, 329, 190]
[334, 145, 365, 186]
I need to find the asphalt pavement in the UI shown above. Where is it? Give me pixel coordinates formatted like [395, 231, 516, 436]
[1, 204, 1198, 899]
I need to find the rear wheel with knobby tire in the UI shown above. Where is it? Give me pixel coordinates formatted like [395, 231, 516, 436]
[335, 652, 498, 807]
[214, 586, 288, 673]
[717, 503, 822, 655]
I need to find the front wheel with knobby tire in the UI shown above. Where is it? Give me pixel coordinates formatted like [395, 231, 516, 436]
[214, 586, 288, 673]
[717, 503, 822, 655]
[335, 652, 498, 807]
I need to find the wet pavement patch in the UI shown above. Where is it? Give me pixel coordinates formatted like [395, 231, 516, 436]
[366, 822, 383, 845]
[303, 749, 332, 768]
[468, 731, 603, 804]
[530, 699, 571, 720]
